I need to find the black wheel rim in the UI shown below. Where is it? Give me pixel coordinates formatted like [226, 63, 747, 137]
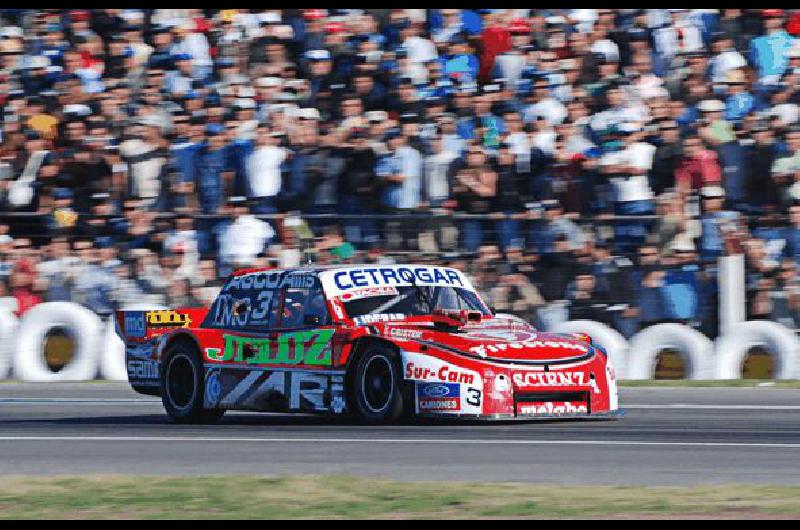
[167, 354, 195, 410]
[362, 355, 393, 413]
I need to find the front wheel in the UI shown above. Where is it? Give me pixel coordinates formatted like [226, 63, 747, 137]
[349, 345, 408, 423]
[160, 345, 224, 424]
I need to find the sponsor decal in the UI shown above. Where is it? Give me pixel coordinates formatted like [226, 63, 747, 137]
[127, 341, 156, 359]
[420, 382, 458, 398]
[517, 401, 588, 415]
[339, 286, 398, 301]
[418, 397, 460, 411]
[124, 312, 146, 338]
[512, 371, 600, 394]
[353, 313, 405, 325]
[224, 271, 315, 292]
[127, 359, 159, 380]
[329, 298, 345, 320]
[207, 329, 335, 365]
[469, 339, 588, 357]
[388, 328, 424, 340]
[401, 351, 483, 414]
[146, 310, 192, 328]
[210, 294, 251, 327]
[405, 361, 475, 385]
[417, 382, 461, 411]
[321, 266, 471, 296]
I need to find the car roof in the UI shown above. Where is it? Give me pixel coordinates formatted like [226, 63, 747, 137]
[232, 264, 455, 277]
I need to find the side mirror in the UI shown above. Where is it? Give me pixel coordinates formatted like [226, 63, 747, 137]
[304, 314, 321, 326]
[489, 305, 497, 316]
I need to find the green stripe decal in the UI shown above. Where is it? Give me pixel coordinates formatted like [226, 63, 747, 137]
[209, 330, 335, 366]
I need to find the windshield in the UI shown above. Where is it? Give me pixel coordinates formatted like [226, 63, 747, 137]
[342, 285, 490, 319]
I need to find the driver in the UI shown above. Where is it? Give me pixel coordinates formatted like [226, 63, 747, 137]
[305, 291, 329, 324]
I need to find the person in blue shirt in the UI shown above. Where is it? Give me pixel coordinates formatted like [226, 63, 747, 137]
[749, 10, 795, 83]
[194, 123, 233, 215]
[167, 112, 203, 210]
[784, 203, 800, 262]
[661, 247, 701, 324]
[376, 128, 422, 211]
[698, 185, 739, 262]
[723, 69, 756, 124]
[473, 86, 505, 150]
[442, 34, 479, 83]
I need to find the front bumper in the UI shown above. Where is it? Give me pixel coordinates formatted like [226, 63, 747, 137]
[416, 409, 625, 421]
[402, 348, 619, 420]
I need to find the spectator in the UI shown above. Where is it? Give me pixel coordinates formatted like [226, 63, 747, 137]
[244, 124, 285, 215]
[698, 186, 740, 262]
[3, 8, 800, 345]
[649, 118, 683, 195]
[675, 133, 723, 195]
[217, 196, 275, 272]
[452, 142, 496, 252]
[749, 10, 795, 84]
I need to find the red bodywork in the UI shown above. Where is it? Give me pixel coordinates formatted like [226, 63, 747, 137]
[115, 266, 620, 420]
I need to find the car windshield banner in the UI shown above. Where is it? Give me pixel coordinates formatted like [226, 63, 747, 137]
[320, 266, 477, 298]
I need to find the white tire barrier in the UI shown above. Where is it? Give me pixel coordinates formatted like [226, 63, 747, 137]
[551, 320, 629, 380]
[627, 323, 715, 380]
[715, 320, 800, 379]
[13, 302, 102, 381]
[102, 304, 166, 381]
[0, 309, 17, 380]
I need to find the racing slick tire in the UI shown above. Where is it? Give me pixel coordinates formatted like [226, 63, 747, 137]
[160, 343, 225, 424]
[349, 343, 408, 423]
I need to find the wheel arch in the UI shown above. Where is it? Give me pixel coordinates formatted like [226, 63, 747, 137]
[345, 336, 401, 379]
[159, 331, 203, 362]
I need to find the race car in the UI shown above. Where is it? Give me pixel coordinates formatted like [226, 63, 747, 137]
[115, 265, 619, 423]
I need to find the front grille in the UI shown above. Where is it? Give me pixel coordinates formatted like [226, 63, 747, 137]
[514, 391, 589, 403]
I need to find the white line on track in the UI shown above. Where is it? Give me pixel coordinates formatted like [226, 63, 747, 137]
[625, 404, 800, 410]
[0, 398, 160, 404]
[0, 436, 799, 449]
[2, 399, 800, 410]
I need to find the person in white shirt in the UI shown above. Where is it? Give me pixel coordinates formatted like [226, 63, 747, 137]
[217, 197, 276, 271]
[423, 134, 458, 208]
[599, 122, 657, 253]
[402, 20, 438, 65]
[245, 125, 286, 214]
[163, 211, 200, 280]
[709, 32, 747, 91]
[523, 77, 567, 126]
[653, 9, 704, 61]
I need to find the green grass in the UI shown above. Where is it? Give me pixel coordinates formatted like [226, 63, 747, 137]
[619, 380, 800, 388]
[1, 475, 799, 519]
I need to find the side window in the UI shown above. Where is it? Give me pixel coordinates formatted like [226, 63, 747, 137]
[203, 286, 281, 330]
[278, 284, 330, 329]
[248, 287, 280, 329]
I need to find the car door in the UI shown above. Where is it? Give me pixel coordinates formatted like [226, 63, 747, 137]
[273, 276, 334, 368]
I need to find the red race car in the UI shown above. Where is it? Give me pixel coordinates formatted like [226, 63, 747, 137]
[116, 265, 620, 423]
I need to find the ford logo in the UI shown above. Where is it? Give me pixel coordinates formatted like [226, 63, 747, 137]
[423, 384, 451, 398]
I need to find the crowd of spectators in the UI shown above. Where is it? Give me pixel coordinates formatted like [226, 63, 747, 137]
[2, 8, 800, 337]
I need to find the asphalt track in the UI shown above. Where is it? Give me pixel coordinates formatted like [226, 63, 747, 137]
[1, 383, 799, 485]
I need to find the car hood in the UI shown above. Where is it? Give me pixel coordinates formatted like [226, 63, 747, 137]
[380, 317, 595, 365]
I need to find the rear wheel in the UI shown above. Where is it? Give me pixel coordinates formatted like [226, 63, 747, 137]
[161, 343, 224, 424]
[349, 344, 407, 423]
